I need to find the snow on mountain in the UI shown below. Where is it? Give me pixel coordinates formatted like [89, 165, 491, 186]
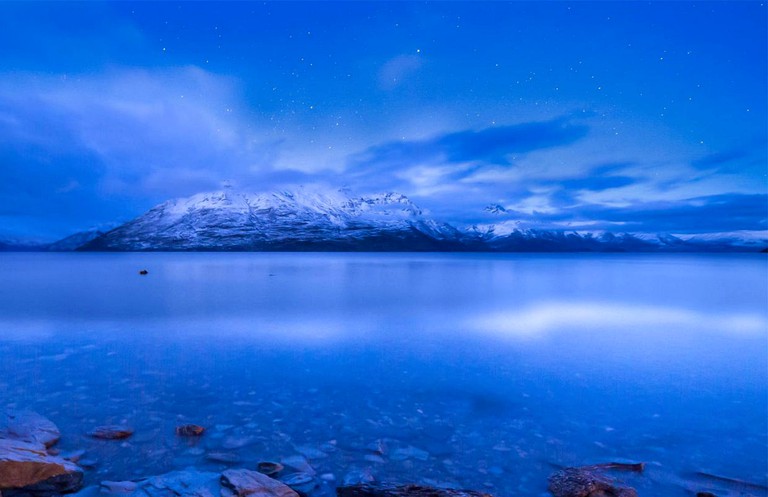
[81, 188, 464, 251]
[47, 228, 107, 251]
[483, 204, 508, 215]
[67, 187, 767, 252]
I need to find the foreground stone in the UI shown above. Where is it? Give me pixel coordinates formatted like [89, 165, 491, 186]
[0, 411, 61, 448]
[0, 438, 83, 494]
[222, 469, 300, 497]
[547, 467, 638, 497]
[89, 469, 300, 497]
[336, 483, 493, 497]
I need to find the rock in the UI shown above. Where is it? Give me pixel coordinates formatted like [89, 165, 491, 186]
[293, 446, 327, 460]
[256, 462, 284, 477]
[89, 425, 133, 440]
[206, 452, 241, 463]
[221, 435, 258, 449]
[100, 481, 137, 494]
[221, 469, 299, 497]
[126, 469, 220, 497]
[0, 438, 83, 494]
[336, 483, 494, 497]
[363, 455, 385, 464]
[547, 467, 638, 497]
[60, 450, 86, 463]
[281, 455, 316, 476]
[390, 446, 429, 462]
[365, 440, 388, 456]
[0, 411, 60, 448]
[279, 473, 314, 486]
[176, 425, 206, 437]
[342, 469, 375, 486]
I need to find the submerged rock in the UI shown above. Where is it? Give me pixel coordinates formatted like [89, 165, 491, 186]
[123, 469, 220, 497]
[0, 438, 83, 495]
[257, 462, 285, 477]
[342, 468, 375, 486]
[175, 424, 205, 437]
[100, 481, 138, 494]
[89, 425, 133, 440]
[279, 473, 315, 486]
[281, 455, 316, 476]
[336, 483, 494, 497]
[547, 467, 638, 497]
[92, 469, 299, 497]
[390, 446, 429, 462]
[0, 410, 61, 448]
[206, 452, 241, 463]
[221, 469, 299, 497]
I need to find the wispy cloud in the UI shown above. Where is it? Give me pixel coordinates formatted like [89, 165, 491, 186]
[498, 193, 767, 233]
[350, 118, 588, 170]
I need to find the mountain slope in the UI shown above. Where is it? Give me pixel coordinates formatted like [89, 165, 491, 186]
[80, 189, 465, 251]
[75, 188, 767, 252]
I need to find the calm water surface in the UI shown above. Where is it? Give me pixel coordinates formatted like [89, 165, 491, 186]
[0, 253, 766, 496]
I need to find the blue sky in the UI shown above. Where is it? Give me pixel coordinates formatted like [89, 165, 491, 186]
[0, 1, 765, 240]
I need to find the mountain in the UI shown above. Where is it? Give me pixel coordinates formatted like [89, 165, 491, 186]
[46, 228, 105, 251]
[80, 188, 465, 251]
[465, 225, 767, 252]
[0, 237, 48, 252]
[67, 187, 766, 252]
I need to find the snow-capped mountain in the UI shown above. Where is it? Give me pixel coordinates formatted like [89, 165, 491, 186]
[80, 188, 465, 251]
[57, 187, 767, 252]
[46, 227, 106, 251]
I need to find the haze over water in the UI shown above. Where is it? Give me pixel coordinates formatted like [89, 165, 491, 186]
[0, 253, 766, 496]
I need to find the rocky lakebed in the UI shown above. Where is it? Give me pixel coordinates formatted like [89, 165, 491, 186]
[1, 408, 763, 497]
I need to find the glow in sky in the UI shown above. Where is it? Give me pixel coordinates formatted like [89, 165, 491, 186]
[0, 1, 765, 240]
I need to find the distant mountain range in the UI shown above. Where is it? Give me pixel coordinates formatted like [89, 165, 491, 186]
[3, 188, 766, 252]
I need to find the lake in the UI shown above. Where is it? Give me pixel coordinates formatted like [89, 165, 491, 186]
[0, 253, 766, 496]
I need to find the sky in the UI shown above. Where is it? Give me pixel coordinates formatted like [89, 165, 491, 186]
[0, 1, 765, 241]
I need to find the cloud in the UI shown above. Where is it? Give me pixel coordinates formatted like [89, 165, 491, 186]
[346, 118, 588, 186]
[0, 66, 312, 237]
[692, 149, 749, 171]
[556, 175, 637, 192]
[501, 193, 767, 233]
[0, 67, 292, 195]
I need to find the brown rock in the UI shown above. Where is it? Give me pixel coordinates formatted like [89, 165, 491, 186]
[89, 425, 133, 440]
[175, 424, 205, 437]
[256, 462, 284, 477]
[0, 438, 83, 492]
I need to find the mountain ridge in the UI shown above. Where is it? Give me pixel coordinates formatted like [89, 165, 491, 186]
[23, 187, 768, 252]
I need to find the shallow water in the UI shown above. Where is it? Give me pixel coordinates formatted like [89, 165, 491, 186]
[0, 253, 766, 496]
